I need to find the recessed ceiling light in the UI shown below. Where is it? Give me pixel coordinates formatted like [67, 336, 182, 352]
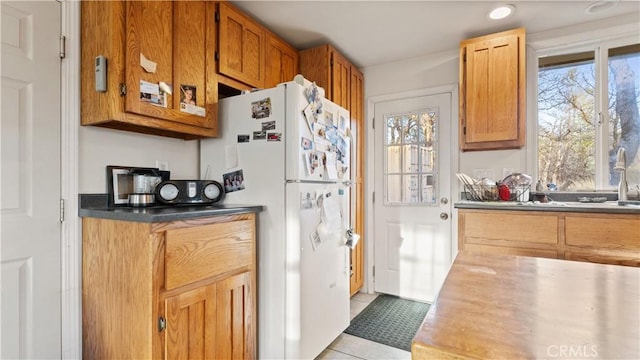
[488, 4, 515, 20]
[585, 0, 618, 14]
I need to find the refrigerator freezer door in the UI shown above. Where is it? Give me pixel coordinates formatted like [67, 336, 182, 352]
[284, 82, 351, 183]
[286, 182, 351, 360]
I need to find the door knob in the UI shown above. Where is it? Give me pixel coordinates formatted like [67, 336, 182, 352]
[440, 212, 449, 220]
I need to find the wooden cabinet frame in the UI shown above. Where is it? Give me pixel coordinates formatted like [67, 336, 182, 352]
[80, 1, 218, 140]
[82, 213, 257, 359]
[217, 1, 265, 89]
[459, 28, 526, 151]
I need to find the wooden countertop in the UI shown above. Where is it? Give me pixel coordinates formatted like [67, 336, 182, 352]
[411, 252, 640, 359]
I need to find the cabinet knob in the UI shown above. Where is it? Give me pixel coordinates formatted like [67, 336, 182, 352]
[440, 212, 449, 220]
[158, 316, 166, 332]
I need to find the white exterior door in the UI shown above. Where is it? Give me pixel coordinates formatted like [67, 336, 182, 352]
[373, 92, 453, 303]
[1, 1, 62, 358]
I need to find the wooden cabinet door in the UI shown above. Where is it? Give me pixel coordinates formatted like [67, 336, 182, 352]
[349, 66, 365, 296]
[165, 283, 217, 359]
[331, 50, 351, 109]
[125, 1, 216, 130]
[265, 32, 298, 88]
[458, 210, 559, 259]
[218, 2, 265, 88]
[460, 28, 525, 151]
[564, 214, 640, 266]
[215, 271, 256, 359]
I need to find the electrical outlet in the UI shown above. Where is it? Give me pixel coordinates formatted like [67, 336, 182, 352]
[156, 160, 169, 171]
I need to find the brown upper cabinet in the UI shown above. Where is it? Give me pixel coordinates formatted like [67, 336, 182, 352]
[80, 1, 218, 140]
[217, 1, 265, 89]
[299, 44, 351, 109]
[459, 28, 526, 151]
[264, 31, 299, 88]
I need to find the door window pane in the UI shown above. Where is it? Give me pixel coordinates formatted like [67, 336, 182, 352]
[384, 108, 439, 205]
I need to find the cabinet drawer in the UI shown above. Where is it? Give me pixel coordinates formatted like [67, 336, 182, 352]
[565, 215, 640, 250]
[462, 211, 558, 245]
[464, 243, 558, 259]
[165, 220, 254, 290]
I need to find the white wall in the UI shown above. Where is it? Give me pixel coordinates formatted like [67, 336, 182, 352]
[78, 126, 199, 193]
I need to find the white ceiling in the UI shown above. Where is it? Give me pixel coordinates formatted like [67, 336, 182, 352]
[230, 0, 640, 68]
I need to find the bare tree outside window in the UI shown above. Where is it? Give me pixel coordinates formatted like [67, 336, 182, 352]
[608, 46, 640, 186]
[538, 44, 640, 191]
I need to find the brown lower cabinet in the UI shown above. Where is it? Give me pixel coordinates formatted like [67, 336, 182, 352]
[82, 213, 256, 359]
[458, 209, 640, 266]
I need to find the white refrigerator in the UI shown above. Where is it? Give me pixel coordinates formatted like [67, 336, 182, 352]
[200, 79, 352, 360]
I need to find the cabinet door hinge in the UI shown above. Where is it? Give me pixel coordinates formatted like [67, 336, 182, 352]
[372, 117, 375, 129]
[59, 35, 66, 59]
[158, 316, 166, 332]
[215, 11, 220, 22]
[215, 51, 219, 62]
[119, 83, 127, 96]
[372, 265, 375, 278]
[463, 126, 466, 135]
[372, 192, 375, 204]
[59, 199, 65, 223]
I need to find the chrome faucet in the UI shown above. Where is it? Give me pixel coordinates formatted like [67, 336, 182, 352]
[614, 147, 628, 201]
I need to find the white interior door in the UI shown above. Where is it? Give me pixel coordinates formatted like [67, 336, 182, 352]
[1, 1, 62, 358]
[373, 93, 452, 303]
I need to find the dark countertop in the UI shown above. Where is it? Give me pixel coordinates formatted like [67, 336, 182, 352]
[79, 194, 263, 223]
[455, 200, 640, 214]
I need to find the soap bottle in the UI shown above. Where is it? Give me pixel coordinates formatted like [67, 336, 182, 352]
[535, 180, 544, 192]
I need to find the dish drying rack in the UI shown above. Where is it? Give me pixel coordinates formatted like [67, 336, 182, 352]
[463, 184, 530, 202]
[457, 172, 531, 202]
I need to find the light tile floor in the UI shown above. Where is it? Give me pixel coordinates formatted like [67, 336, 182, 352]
[315, 293, 412, 360]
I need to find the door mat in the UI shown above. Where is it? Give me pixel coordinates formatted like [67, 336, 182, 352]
[344, 294, 431, 352]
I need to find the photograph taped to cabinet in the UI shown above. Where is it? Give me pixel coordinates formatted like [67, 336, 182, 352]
[179, 84, 206, 116]
[139, 80, 166, 107]
[180, 84, 196, 105]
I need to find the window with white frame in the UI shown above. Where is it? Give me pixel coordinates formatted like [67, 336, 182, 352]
[536, 40, 640, 191]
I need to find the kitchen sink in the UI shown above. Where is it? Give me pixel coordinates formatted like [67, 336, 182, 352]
[527, 200, 640, 208]
[618, 200, 640, 207]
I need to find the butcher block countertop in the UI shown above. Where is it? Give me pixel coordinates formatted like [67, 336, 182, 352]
[411, 252, 640, 359]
